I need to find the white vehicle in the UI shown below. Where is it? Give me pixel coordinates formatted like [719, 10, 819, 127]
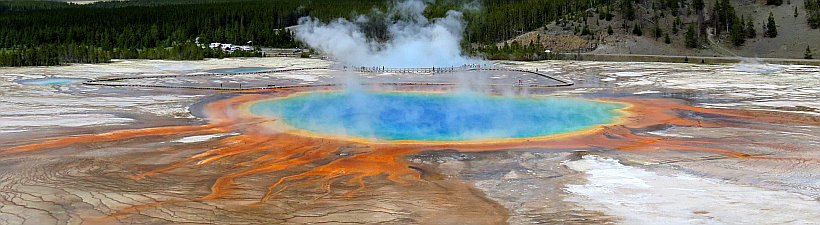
[209, 43, 221, 49]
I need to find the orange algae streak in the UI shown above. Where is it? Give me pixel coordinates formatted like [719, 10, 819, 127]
[7, 88, 820, 211]
[261, 146, 423, 200]
[2, 123, 232, 154]
[0, 93, 269, 155]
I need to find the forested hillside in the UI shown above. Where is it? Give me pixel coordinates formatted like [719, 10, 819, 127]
[0, 0, 386, 66]
[494, 0, 819, 60]
[1, 0, 816, 66]
[0, 0, 612, 66]
[464, 0, 614, 43]
[0, 0, 69, 12]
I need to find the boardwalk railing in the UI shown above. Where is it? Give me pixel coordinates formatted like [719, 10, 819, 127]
[82, 66, 573, 91]
[348, 64, 488, 73]
[352, 67, 460, 73]
[477, 68, 574, 87]
[85, 67, 327, 83]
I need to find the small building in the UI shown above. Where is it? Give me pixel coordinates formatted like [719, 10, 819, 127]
[208, 42, 255, 53]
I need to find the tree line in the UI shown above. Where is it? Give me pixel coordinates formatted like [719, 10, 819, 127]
[0, 44, 109, 67]
[0, 0, 70, 13]
[475, 40, 559, 61]
[0, 0, 388, 66]
[808, 0, 820, 28]
[20, 0, 811, 66]
[0, 43, 263, 67]
[465, 0, 614, 44]
[1, 0, 619, 66]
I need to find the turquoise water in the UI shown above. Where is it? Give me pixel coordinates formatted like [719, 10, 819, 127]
[16, 78, 87, 85]
[209, 68, 273, 73]
[249, 92, 626, 141]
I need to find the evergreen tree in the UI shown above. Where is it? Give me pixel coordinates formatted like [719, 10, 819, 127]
[673, 17, 680, 34]
[712, 0, 738, 36]
[581, 25, 593, 35]
[606, 9, 615, 21]
[766, 12, 778, 37]
[808, 0, 820, 28]
[654, 24, 663, 39]
[693, 0, 704, 11]
[607, 25, 614, 35]
[730, 16, 745, 46]
[806, 46, 814, 59]
[632, 23, 643, 36]
[685, 24, 698, 48]
[622, 0, 636, 21]
[664, 33, 671, 44]
[766, 0, 783, 6]
[746, 17, 757, 38]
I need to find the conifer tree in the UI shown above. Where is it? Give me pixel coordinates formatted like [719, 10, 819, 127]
[746, 17, 757, 38]
[622, 0, 636, 21]
[693, 0, 704, 11]
[712, 0, 738, 35]
[654, 24, 663, 39]
[766, 12, 778, 37]
[730, 16, 745, 46]
[767, 0, 783, 6]
[673, 17, 680, 34]
[808, 0, 820, 28]
[685, 24, 698, 48]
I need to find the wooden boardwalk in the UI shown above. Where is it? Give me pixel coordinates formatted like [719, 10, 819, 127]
[83, 66, 573, 90]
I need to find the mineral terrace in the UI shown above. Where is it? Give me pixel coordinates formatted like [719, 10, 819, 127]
[1, 57, 819, 224]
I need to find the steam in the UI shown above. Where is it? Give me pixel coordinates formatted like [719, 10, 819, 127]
[267, 0, 573, 142]
[294, 0, 481, 67]
[732, 58, 785, 74]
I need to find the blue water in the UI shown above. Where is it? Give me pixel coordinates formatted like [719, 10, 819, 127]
[16, 78, 87, 85]
[249, 92, 626, 141]
[209, 68, 273, 73]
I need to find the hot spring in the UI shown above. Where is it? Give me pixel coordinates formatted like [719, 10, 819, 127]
[208, 67, 274, 73]
[249, 91, 628, 141]
[16, 78, 88, 85]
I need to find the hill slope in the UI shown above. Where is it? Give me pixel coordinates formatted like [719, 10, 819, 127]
[504, 0, 819, 59]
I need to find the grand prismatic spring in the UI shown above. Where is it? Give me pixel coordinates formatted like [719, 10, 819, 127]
[2, 60, 819, 224]
[2, 0, 820, 224]
[248, 92, 627, 141]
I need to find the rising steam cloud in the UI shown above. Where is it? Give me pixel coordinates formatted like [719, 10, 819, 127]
[294, 0, 481, 67]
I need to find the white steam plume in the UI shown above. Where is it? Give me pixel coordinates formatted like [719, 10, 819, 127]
[294, 0, 481, 68]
